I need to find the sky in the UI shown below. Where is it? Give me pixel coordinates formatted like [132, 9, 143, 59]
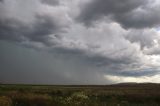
[0, 0, 160, 84]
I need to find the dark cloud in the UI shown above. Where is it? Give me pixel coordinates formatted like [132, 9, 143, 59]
[78, 0, 160, 29]
[40, 0, 59, 6]
[50, 46, 135, 67]
[0, 14, 63, 46]
[0, 41, 71, 84]
[0, 0, 160, 84]
[0, 19, 25, 42]
[27, 15, 62, 45]
[49, 46, 156, 78]
[0, 40, 159, 84]
[0, 0, 69, 46]
[114, 6, 160, 29]
[125, 29, 156, 49]
[148, 49, 160, 55]
[77, 0, 146, 26]
[113, 68, 159, 77]
[0, 41, 108, 84]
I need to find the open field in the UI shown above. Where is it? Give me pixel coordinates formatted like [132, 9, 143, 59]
[0, 83, 160, 106]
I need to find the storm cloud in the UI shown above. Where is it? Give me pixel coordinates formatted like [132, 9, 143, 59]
[78, 0, 160, 29]
[0, 0, 70, 46]
[0, 0, 160, 84]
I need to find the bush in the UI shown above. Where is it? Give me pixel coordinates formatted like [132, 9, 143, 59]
[64, 92, 89, 106]
[12, 93, 52, 106]
[0, 96, 12, 106]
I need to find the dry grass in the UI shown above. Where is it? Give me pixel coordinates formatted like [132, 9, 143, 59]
[0, 84, 160, 106]
[0, 96, 12, 106]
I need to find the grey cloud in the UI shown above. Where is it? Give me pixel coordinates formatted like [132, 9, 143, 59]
[0, 41, 108, 84]
[0, 19, 27, 42]
[112, 68, 160, 77]
[0, 0, 160, 84]
[114, 6, 160, 29]
[0, 41, 158, 84]
[148, 49, 160, 55]
[27, 15, 62, 45]
[40, 0, 59, 6]
[0, 14, 64, 46]
[143, 44, 160, 55]
[50, 45, 136, 67]
[49, 46, 155, 78]
[0, 0, 69, 46]
[78, 0, 160, 29]
[125, 29, 156, 49]
[0, 41, 71, 84]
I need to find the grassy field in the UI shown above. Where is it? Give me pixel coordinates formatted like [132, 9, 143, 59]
[0, 83, 160, 106]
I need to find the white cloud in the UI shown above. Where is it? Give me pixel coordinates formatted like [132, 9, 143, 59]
[105, 74, 160, 83]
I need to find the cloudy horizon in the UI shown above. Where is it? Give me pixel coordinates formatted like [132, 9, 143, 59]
[0, 0, 160, 84]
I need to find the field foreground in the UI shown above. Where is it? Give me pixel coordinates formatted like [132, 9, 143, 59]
[0, 83, 160, 106]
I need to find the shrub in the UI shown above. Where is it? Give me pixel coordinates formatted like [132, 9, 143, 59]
[0, 96, 12, 106]
[12, 93, 52, 106]
[64, 92, 89, 106]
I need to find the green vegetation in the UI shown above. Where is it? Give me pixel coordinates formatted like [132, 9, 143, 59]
[0, 84, 160, 106]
